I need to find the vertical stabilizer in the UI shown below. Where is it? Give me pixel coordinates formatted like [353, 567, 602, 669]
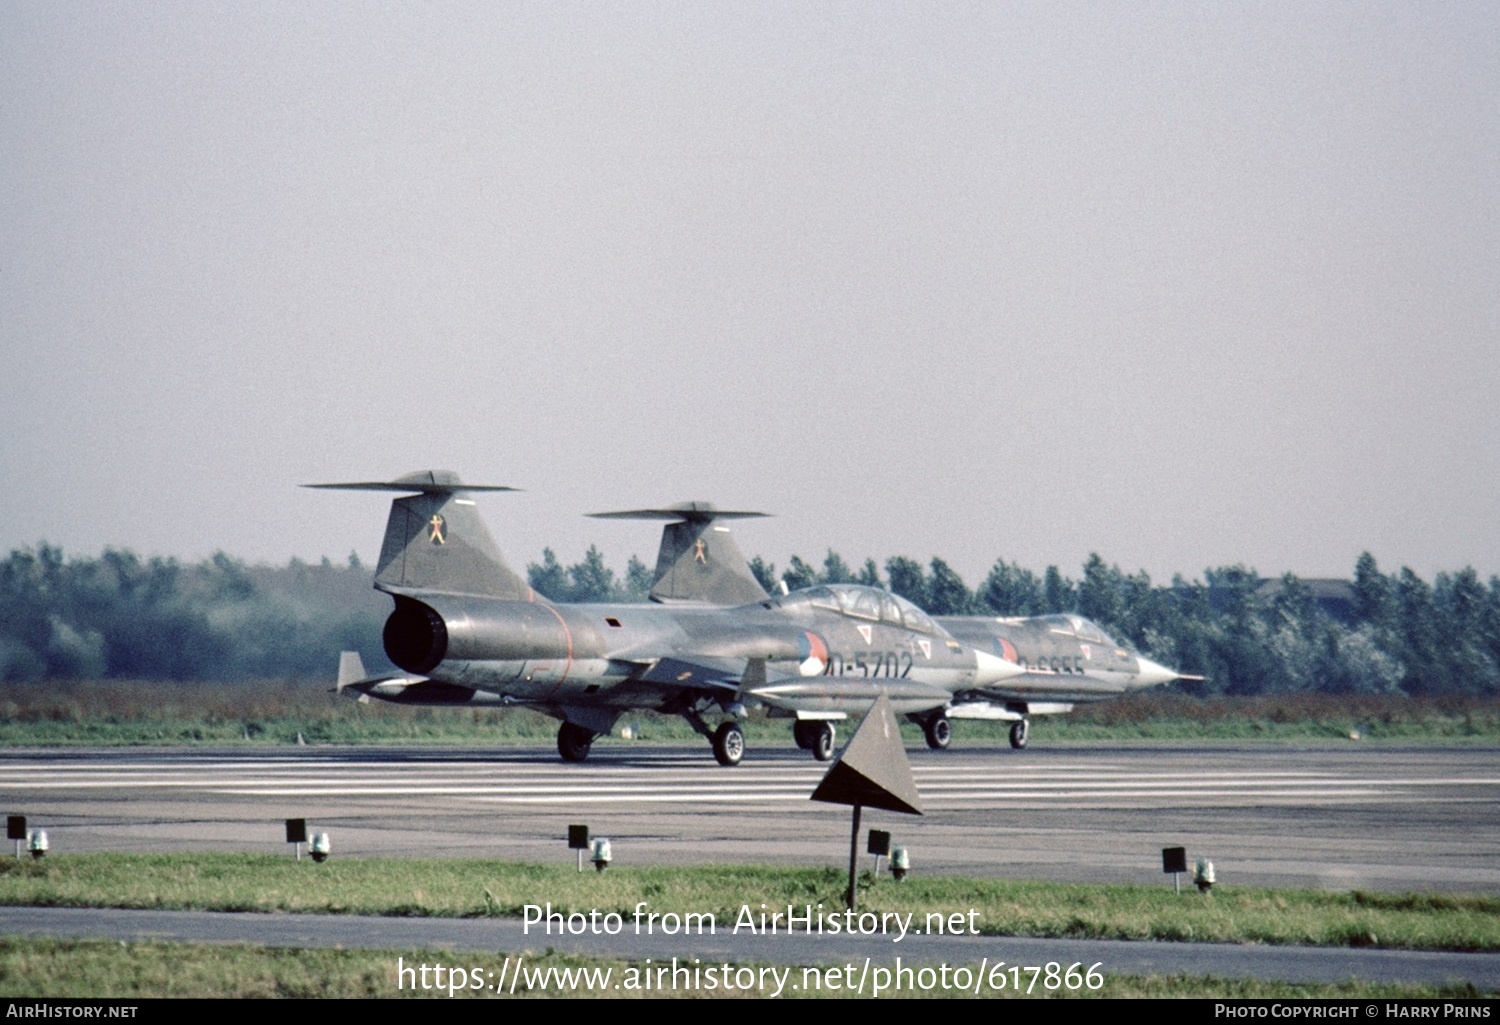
[305, 471, 535, 601]
[589, 503, 770, 605]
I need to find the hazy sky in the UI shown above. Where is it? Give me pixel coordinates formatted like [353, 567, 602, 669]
[3, 2, 1496, 589]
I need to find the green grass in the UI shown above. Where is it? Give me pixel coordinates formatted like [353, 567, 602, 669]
[1051, 692, 1500, 743]
[1, 684, 1497, 746]
[2, 854, 1497, 952]
[0, 939, 1489, 999]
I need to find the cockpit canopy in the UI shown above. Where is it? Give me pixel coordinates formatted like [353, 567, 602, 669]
[1039, 613, 1115, 645]
[777, 583, 940, 635]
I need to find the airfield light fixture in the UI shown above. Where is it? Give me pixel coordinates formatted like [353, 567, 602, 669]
[891, 846, 910, 881]
[310, 831, 332, 863]
[591, 838, 612, 872]
[1194, 858, 1216, 894]
[27, 829, 48, 859]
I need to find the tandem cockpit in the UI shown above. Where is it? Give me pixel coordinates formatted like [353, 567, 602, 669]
[769, 583, 941, 636]
[1032, 613, 1118, 647]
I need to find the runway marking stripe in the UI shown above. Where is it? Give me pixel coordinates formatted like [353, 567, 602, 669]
[0, 771, 1352, 786]
[206, 778, 1387, 795]
[0, 774, 1358, 789]
[215, 786, 822, 797]
[0, 773, 827, 789]
[211, 786, 1404, 804]
[6, 771, 1498, 797]
[0, 768, 1400, 783]
[6, 757, 1497, 813]
[465, 788, 1394, 805]
[0, 763, 823, 777]
[929, 788, 1392, 800]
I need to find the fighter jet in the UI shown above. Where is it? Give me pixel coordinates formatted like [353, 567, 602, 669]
[596, 503, 1194, 753]
[921, 613, 1191, 750]
[307, 471, 1024, 766]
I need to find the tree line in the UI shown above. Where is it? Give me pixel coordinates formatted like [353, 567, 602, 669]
[2, 542, 1497, 697]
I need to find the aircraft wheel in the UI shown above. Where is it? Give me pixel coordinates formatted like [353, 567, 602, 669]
[924, 714, 952, 750]
[792, 721, 815, 750]
[1009, 719, 1029, 750]
[558, 722, 595, 763]
[713, 722, 745, 767]
[811, 721, 835, 762]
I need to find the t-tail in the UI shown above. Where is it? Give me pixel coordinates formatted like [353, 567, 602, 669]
[304, 470, 537, 601]
[589, 502, 770, 605]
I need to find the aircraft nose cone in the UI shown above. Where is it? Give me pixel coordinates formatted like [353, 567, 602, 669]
[1132, 657, 1180, 687]
[973, 649, 1025, 685]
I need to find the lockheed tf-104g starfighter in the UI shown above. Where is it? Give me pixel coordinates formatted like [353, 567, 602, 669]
[312, 471, 1185, 764]
[595, 504, 1193, 752]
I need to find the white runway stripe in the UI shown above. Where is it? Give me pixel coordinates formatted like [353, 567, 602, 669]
[4, 754, 1495, 809]
[467, 787, 1396, 805]
[213, 776, 1351, 796]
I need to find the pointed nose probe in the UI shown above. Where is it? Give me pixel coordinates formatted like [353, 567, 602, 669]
[1131, 657, 1180, 687]
[973, 649, 1026, 686]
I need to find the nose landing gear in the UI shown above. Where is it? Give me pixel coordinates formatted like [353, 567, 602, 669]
[1009, 718, 1029, 749]
[793, 720, 836, 761]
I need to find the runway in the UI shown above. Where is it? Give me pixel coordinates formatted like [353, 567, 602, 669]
[3, 741, 1498, 893]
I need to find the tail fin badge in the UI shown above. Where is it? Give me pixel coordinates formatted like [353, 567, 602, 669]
[693, 539, 707, 563]
[428, 514, 447, 544]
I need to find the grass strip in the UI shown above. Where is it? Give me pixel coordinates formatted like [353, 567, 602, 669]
[0, 938, 1490, 999]
[2, 854, 1496, 952]
[1, 688, 1496, 746]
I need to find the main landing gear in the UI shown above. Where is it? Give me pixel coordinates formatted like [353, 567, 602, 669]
[712, 722, 746, 767]
[557, 722, 596, 763]
[681, 708, 747, 766]
[557, 714, 749, 766]
[922, 713, 952, 750]
[792, 720, 836, 761]
[1010, 718, 1030, 749]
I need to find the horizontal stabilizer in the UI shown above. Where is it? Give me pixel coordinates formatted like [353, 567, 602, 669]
[588, 503, 768, 523]
[304, 470, 518, 494]
[334, 650, 431, 703]
[336, 651, 367, 691]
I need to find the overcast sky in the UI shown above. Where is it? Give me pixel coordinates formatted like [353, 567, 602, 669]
[3, 2, 1496, 590]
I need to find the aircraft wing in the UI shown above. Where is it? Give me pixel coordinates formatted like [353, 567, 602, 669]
[632, 656, 748, 690]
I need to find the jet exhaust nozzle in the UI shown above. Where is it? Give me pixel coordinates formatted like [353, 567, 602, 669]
[384, 599, 448, 674]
